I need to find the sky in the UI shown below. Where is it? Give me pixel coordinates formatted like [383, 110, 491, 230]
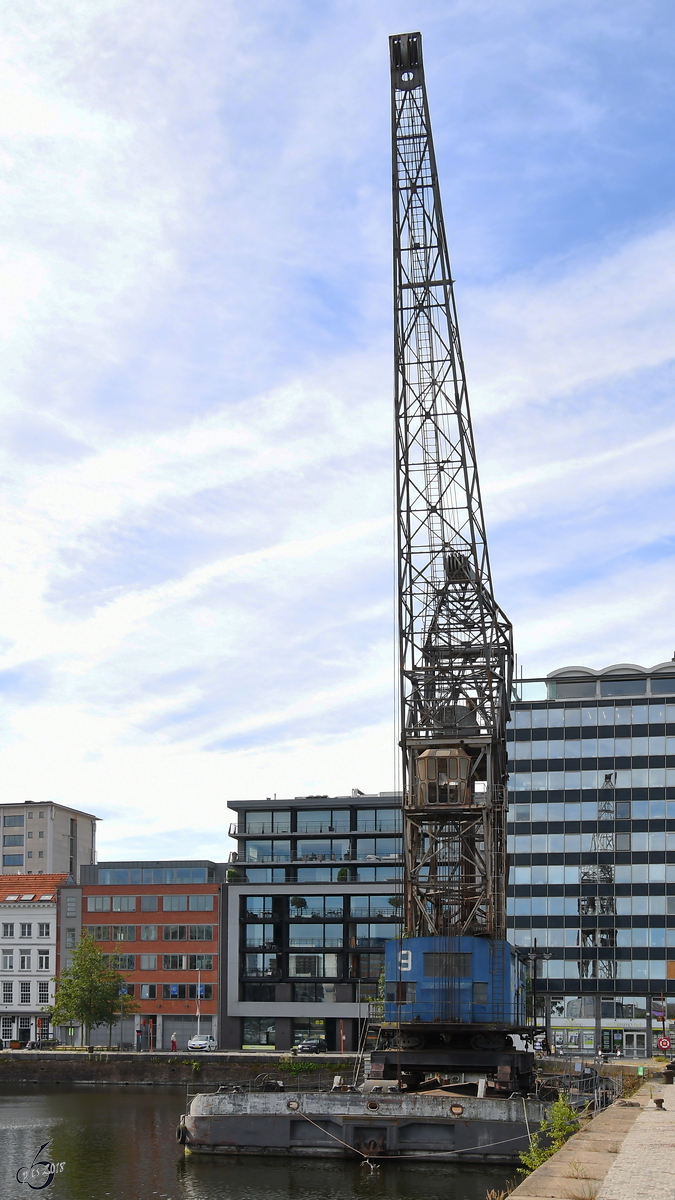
[0, 0, 674, 862]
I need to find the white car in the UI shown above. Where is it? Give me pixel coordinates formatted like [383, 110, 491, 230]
[187, 1035, 217, 1052]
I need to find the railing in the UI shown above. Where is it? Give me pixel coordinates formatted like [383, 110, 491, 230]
[186, 1071, 340, 1107]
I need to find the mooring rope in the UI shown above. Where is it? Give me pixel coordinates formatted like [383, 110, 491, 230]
[293, 1105, 531, 1161]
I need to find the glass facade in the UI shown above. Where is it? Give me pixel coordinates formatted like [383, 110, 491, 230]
[508, 668, 675, 1056]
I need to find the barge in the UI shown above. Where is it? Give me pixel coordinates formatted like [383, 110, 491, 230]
[178, 1086, 546, 1163]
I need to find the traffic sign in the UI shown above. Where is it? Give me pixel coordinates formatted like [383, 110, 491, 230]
[657, 1036, 671, 1050]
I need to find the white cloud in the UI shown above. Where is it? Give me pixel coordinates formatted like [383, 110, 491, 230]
[0, 0, 672, 860]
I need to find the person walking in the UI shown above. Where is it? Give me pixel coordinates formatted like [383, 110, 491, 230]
[171, 1031, 178, 1052]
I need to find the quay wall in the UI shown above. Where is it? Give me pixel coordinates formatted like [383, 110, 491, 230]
[0, 1051, 351, 1086]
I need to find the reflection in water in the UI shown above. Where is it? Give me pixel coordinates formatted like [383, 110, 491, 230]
[0, 1085, 512, 1200]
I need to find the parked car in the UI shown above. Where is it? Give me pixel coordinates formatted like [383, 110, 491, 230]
[295, 1038, 327, 1053]
[187, 1035, 217, 1052]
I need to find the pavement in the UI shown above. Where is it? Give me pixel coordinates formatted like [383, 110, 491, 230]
[510, 1082, 674, 1200]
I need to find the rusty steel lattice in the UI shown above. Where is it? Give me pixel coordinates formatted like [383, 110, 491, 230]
[391, 33, 513, 940]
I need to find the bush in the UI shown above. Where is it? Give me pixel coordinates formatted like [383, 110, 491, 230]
[519, 1095, 580, 1175]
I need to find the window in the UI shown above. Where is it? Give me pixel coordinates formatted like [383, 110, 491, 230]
[288, 924, 343, 948]
[288, 896, 343, 918]
[244, 924, 274, 948]
[188, 895, 213, 911]
[355, 837, 402, 860]
[2, 924, 14, 938]
[65, 898, 77, 917]
[38, 924, 49, 937]
[27, 831, 33, 838]
[2, 982, 12, 1003]
[243, 953, 280, 978]
[2, 951, 13, 969]
[108, 925, 135, 941]
[38, 852, 43, 859]
[163, 925, 187, 941]
[245, 839, 291, 862]
[296, 838, 350, 861]
[188, 925, 213, 941]
[423, 952, 472, 977]
[616, 833, 631, 851]
[85, 926, 111, 941]
[3, 835, 24, 846]
[187, 954, 213, 970]
[39, 811, 44, 818]
[139, 954, 157, 970]
[112, 896, 136, 912]
[356, 953, 385, 979]
[473, 982, 488, 1005]
[27, 852, 33, 859]
[162, 895, 187, 911]
[20, 982, 30, 1004]
[103, 954, 135, 970]
[20, 924, 32, 938]
[38, 982, 49, 1004]
[288, 953, 339, 978]
[242, 1017, 275, 1046]
[356, 809, 402, 832]
[38, 830, 44, 838]
[244, 810, 291, 834]
[3, 855, 23, 866]
[140, 984, 156, 999]
[162, 955, 186, 970]
[349, 896, 400, 919]
[140, 896, 158, 911]
[19, 953, 31, 970]
[240, 984, 275, 1003]
[27, 812, 33, 819]
[140, 926, 158, 941]
[355, 923, 401, 947]
[600, 678, 646, 696]
[38, 952, 49, 970]
[293, 982, 336, 1002]
[162, 983, 187, 999]
[65, 929, 76, 949]
[87, 896, 111, 912]
[3, 815, 24, 826]
[296, 809, 351, 834]
[189, 983, 212, 999]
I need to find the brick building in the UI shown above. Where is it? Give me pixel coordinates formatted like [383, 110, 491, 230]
[60, 860, 225, 1049]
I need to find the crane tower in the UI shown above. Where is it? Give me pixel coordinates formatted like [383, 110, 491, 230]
[372, 34, 532, 1090]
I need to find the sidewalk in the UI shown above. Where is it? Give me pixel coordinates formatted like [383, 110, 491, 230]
[510, 1083, 670, 1200]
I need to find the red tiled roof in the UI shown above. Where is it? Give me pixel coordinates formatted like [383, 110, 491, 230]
[0, 873, 69, 901]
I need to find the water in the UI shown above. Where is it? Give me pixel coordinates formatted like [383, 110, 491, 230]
[0, 1084, 514, 1200]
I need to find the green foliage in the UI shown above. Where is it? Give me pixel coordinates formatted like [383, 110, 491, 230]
[519, 1095, 580, 1175]
[50, 935, 139, 1042]
[278, 1057, 323, 1076]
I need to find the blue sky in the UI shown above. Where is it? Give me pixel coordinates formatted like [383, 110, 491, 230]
[0, 0, 674, 860]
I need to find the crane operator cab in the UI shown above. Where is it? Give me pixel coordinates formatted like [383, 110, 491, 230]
[414, 747, 473, 808]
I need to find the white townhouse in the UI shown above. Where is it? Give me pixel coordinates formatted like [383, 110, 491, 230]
[0, 874, 67, 1047]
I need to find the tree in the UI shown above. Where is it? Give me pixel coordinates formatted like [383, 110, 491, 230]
[289, 896, 308, 917]
[51, 934, 139, 1045]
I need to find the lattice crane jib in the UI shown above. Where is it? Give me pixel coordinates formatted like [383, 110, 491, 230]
[390, 33, 513, 942]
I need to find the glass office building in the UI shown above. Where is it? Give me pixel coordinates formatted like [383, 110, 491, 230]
[221, 792, 404, 1050]
[507, 661, 675, 1057]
